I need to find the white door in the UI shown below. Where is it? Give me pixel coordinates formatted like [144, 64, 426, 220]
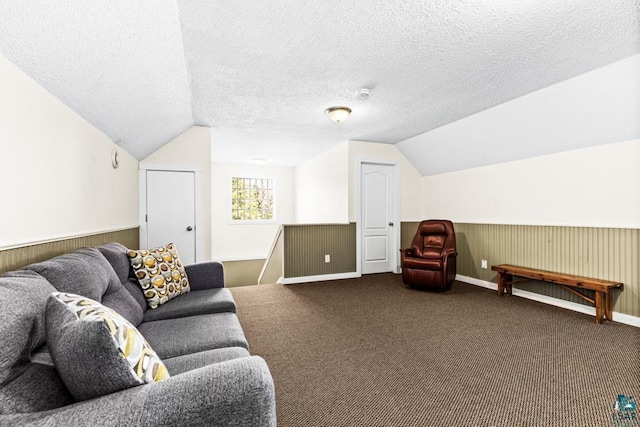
[361, 163, 395, 274]
[145, 170, 196, 265]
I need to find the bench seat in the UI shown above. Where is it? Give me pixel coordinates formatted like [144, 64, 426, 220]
[491, 264, 623, 324]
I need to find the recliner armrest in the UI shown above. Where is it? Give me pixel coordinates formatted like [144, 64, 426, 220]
[0, 356, 276, 427]
[399, 248, 415, 256]
[185, 261, 225, 290]
[442, 250, 458, 259]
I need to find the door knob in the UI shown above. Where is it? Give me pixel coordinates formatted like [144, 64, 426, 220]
[388, 222, 394, 226]
[186, 226, 193, 231]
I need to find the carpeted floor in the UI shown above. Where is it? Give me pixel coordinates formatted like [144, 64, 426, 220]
[230, 274, 640, 427]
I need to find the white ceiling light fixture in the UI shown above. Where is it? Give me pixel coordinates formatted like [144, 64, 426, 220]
[252, 157, 268, 165]
[325, 106, 352, 124]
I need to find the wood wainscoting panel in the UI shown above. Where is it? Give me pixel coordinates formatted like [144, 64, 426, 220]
[454, 223, 639, 318]
[0, 228, 139, 274]
[223, 259, 266, 287]
[401, 222, 421, 249]
[284, 223, 356, 278]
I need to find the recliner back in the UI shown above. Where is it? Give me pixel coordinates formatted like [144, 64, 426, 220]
[411, 220, 456, 258]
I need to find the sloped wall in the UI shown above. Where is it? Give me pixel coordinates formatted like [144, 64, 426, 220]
[0, 54, 138, 249]
[423, 140, 640, 228]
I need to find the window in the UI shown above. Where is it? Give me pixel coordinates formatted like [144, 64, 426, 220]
[230, 177, 275, 221]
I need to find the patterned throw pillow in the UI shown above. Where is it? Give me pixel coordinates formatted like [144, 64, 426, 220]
[45, 292, 169, 401]
[127, 243, 191, 309]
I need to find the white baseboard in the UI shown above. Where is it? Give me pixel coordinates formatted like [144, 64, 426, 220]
[278, 272, 361, 285]
[456, 274, 640, 328]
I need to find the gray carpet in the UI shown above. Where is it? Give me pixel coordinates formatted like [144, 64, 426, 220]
[230, 274, 640, 427]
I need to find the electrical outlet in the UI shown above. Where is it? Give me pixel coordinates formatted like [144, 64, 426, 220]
[325, 254, 330, 263]
[481, 259, 488, 269]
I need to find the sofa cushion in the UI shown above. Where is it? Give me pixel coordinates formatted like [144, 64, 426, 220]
[26, 247, 144, 326]
[0, 270, 74, 414]
[143, 288, 236, 322]
[163, 347, 251, 375]
[138, 312, 248, 359]
[45, 292, 169, 401]
[98, 243, 148, 312]
[97, 242, 131, 284]
[127, 243, 190, 309]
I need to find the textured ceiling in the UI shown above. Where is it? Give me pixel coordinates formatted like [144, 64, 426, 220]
[1, 0, 639, 166]
[0, 1, 192, 159]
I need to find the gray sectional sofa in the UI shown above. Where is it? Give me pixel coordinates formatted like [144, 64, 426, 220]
[0, 242, 276, 426]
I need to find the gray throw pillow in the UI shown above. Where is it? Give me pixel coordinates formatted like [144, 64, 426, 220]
[45, 292, 169, 401]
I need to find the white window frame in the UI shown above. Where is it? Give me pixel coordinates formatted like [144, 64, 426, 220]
[228, 175, 277, 224]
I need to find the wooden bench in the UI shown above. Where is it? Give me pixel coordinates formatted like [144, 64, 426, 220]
[491, 264, 623, 324]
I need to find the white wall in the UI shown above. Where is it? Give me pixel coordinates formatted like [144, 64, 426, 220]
[293, 140, 424, 224]
[294, 142, 349, 223]
[141, 126, 212, 260]
[398, 54, 640, 176]
[348, 140, 423, 222]
[211, 163, 294, 260]
[423, 139, 640, 228]
[0, 54, 138, 248]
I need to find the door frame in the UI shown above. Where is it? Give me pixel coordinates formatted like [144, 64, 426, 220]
[355, 157, 401, 275]
[138, 164, 203, 263]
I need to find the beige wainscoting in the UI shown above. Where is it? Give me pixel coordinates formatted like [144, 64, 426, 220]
[400, 222, 639, 318]
[222, 259, 266, 287]
[401, 222, 422, 249]
[0, 228, 139, 274]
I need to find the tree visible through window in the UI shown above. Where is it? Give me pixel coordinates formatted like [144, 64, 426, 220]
[230, 177, 274, 221]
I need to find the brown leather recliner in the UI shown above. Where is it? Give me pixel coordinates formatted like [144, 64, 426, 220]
[400, 220, 457, 291]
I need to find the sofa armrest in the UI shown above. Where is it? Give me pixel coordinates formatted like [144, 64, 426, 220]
[185, 261, 225, 290]
[0, 356, 276, 427]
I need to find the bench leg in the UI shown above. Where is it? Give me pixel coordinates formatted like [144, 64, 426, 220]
[595, 292, 604, 324]
[497, 273, 512, 297]
[604, 290, 614, 322]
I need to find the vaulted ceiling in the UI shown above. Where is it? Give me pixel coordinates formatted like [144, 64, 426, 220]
[1, 1, 639, 167]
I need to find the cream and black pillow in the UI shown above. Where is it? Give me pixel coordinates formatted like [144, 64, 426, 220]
[127, 243, 190, 309]
[45, 292, 169, 401]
